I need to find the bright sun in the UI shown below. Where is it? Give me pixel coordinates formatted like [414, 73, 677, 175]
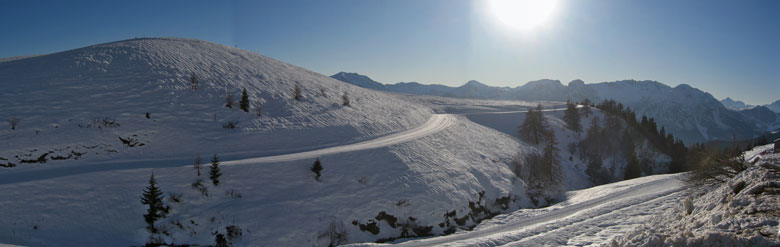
[489, 0, 560, 31]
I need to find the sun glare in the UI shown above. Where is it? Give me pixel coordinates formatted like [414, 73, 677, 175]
[489, 0, 560, 31]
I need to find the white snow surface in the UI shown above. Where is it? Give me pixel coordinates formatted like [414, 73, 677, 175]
[0, 38, 537, 246]
[0, 37, 432, 167]
[348, 174, 685, 247]
[606, 144, 780, 247]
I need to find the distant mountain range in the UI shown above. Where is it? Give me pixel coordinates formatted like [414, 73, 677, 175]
[332, 72, 780, 144]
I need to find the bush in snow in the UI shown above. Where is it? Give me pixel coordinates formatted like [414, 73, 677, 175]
[239, 88, 249, 112]
[191, 179, 208, 197]
[210, 154, 222, 186]
[222, 121, 238, 129]
[311, 158, 323, 181]
[225, 92, 234, 108]
[293, 84, 302, 101]
[342, 92, 350, 106]
[685, 146, 748, 185]
[7, 118, 20, 130]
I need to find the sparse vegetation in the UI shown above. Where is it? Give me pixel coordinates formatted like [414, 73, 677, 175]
[191, 179, 208, 197]
[255, 101, 263, 117]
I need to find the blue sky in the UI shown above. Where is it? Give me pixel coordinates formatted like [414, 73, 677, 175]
[1, 0, 778, 104]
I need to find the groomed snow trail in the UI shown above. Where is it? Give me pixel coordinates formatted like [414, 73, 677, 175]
[391, 174, 684, 247]
[222, 114, 455, 165]
[0, 114, 455, 184]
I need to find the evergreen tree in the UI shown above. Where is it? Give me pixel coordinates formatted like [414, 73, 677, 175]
[519, 104, 546, 144]
[210, 154, 222, 186]
[240, 88, 250, 112]
[311, 158, 323, 181]
[141, 174, 165, 233]
[563, 100, 581, 133]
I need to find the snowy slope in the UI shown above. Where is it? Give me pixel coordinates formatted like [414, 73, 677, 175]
[347, 174, 685, 247]
[0, 38, 544, 246]
[0, 38, 432, 167]
[608, 144, 780, 247]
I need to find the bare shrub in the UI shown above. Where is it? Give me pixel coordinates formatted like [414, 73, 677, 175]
[342, 92, 350, 106]
[8, 118, 20, 130]
[222, 121, 238, 129]
[293, 84, 302, 101]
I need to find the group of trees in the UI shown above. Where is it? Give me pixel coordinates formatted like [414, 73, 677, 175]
[594, 99, 688, 173]
[516, 104, 562, 200]
[140, 154, 224, 245]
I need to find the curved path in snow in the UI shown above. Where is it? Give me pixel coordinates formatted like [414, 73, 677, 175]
[222, 114, 455, 165]
[387, 174, 684, 247]
[0, 114, 455, 184]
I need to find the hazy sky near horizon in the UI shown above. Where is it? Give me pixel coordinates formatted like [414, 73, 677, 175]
[1, 0, 778, 104]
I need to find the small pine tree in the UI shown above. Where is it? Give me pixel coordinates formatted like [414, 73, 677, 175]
[226, 93, 234, 108]
[141, 174, 165, 233]
[293, 84, 302, 101]
[342, 92, 350, 106]
[311, 158, 323, 181]
[240, 88, 250, 112]
[210, 154, 222, 186]
[194, 155, 202, 176]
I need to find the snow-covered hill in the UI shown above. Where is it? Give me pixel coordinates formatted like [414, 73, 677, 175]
[0, 38, 434, 167]
[332, 72, 764, 144]
[0, 38, 541, 246]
